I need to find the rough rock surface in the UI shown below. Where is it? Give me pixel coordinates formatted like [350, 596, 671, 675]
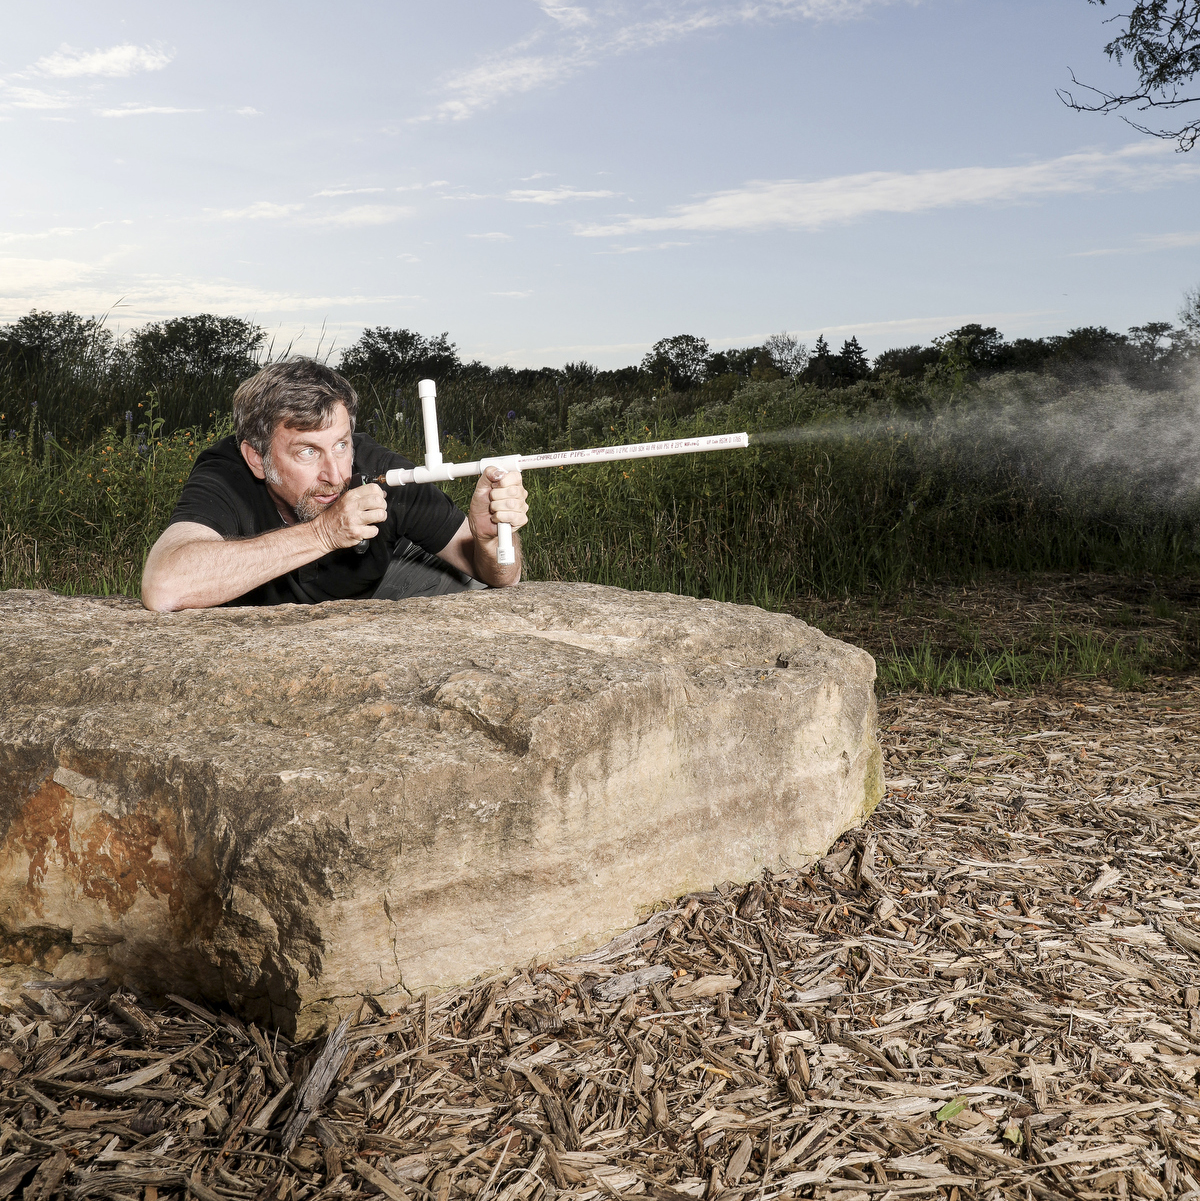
[0, 583, 881, 1036]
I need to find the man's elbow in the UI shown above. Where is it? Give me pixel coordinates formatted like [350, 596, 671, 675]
[140, 576, 181, 612]
[140, 562, 192, 613]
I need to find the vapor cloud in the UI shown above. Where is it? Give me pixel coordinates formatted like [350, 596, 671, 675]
[576, 143, 1200, 236]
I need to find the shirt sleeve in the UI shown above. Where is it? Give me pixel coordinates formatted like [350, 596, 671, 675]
[398, 481, 467, 555]
[167, 458, 250, 538]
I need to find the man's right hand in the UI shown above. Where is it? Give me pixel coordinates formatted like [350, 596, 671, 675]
[313, 483, 388, 553]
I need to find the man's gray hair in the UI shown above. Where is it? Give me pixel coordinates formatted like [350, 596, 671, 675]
[233, 358, 358, 456]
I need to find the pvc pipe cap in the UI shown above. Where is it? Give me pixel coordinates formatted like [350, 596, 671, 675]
[418, 379, 437, 400]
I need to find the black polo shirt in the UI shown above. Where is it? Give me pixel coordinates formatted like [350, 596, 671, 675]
[167, 434, 465, 605]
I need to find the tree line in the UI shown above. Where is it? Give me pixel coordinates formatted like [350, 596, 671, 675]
[1, 286, 1197, 448]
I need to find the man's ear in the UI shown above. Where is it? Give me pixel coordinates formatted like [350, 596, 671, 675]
[241, 440, 267, 480]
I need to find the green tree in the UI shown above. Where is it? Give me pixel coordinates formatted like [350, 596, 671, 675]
[763, 331, 809, 378]
[125, 315, 264, 383]
[640, 334, 711, 389]
[838, 336, 870, 380]
[339, 327, 460, 385]
[801, 335, 835, 386]
[562, 361, 599, 386]
[1127, 320, 1177, 359]
[1181, 283, 1200, 337]
[1060, 0, 1200, 150]
[0, 310, 112, 372]
[940, 324, 1006, 369]
[873, 344, 941, 378]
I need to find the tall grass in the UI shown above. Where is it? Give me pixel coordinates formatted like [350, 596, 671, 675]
[3, 375, 1198, 606]
[876, 630, 1159, 694]
[0, 407, 224, 595]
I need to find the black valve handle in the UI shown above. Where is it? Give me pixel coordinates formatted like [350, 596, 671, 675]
[353, 472, 373, 554]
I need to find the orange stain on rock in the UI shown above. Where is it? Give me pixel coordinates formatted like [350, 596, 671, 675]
[2, 776, 186, 920]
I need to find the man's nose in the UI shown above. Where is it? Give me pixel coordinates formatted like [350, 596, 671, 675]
[319, 456, 347, 484]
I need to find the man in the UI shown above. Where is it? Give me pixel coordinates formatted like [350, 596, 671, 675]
[141, 358, 528, 611]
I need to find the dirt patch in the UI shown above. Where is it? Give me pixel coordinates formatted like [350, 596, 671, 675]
[2, 676, 1199, 1200]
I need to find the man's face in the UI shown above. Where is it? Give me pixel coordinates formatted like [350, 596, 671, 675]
[242, 403, 355, 521]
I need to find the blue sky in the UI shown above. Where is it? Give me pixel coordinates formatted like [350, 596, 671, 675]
[1, 1, 1197, 368]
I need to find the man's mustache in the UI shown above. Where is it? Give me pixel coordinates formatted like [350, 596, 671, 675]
[295, 477, 349, 523]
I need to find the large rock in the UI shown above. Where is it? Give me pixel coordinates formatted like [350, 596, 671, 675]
[0, 584, 881, 1035]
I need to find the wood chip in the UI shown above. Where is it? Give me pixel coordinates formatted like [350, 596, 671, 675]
[2, 675, 1196, 1201]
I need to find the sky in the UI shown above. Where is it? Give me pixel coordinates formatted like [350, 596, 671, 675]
[1, 1, 1198, 369]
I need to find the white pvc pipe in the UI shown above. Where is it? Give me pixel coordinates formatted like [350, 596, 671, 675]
[382, 419, 749, 572]
[496, 521, 515, 566]
[382, 433, 749, 487]
[417, 379, 442, 469]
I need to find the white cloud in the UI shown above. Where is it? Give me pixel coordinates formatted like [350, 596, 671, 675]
[0, 226, 84, 245]
[0, 257, 98, 293]
[0, 83, 74, 111]
[208, 201, 410, 226]
[212, 201, 304, 220]
[436, 55, 573, 121]
[395, 180, 451, 191]
[303, 205, 413, 227]
[236, 106, 261, 116]
[492, 290, 532, 298]
[397, 253, 420, 262]
[34, 43, 174, 78]
[430, 0, 891, 120]
[576, 143, 1200, 237]
[315, 187, 386, 197]
[0, 270, 421, 325]
[1072, 230, 1200, 257]
[540, 2, 593, 27]
[469, 232, 514, 240]
[782, 309, 1064, 347]
[596, 240, 690, 254]
[509, 186, 616, 204]
[480, 338, 652, 366]
[96, 105, 202, 118]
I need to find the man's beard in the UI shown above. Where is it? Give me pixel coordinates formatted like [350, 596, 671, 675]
[261, 451, 348, 522]
[294, 478, 348, 523]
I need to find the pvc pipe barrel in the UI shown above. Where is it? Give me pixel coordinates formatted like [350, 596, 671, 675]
[380, 434, 749, 488]
[381, 429, 750, 572]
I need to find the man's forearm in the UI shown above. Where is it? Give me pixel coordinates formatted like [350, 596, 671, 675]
[142, 523, 328, 611]
[471, 532, 522, 588]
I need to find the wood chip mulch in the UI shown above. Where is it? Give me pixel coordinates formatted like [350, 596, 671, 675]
[3, 678, 1199, 1201]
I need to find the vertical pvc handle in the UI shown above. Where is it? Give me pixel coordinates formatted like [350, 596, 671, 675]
[497, 522, 515, 566]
